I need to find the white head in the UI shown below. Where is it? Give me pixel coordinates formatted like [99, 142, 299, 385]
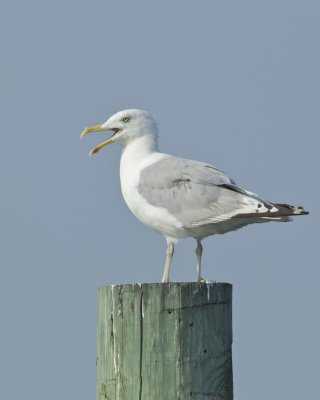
[80, 109, 158, 155]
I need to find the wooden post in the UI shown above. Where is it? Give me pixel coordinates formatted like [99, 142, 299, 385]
[97, 282, 233, 400]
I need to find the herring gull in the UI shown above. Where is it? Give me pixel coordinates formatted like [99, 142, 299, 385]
[81, 109, 308, 282]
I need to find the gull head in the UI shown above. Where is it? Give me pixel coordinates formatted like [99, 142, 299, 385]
[80, 109, 158, 156]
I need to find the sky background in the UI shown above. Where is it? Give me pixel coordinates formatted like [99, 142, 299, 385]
[1, 1, 319, 399]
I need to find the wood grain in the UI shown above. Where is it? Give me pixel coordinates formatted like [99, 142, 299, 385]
[97, 282, 233, 400]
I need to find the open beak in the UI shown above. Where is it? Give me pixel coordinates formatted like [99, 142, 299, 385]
[80, 124, 115, 156]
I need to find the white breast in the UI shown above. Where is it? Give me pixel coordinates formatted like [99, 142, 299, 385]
[119, 141, 185, 241]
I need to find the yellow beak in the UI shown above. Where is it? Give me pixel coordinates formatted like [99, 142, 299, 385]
[80, 124, 114, 156]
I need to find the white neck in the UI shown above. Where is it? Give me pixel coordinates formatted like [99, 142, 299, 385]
[120, 134, 158, 170]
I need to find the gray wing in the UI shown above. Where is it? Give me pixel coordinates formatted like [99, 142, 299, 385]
[138, 156, 270, 227]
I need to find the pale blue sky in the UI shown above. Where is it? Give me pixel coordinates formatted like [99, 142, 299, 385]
[1, 1, 319, 399]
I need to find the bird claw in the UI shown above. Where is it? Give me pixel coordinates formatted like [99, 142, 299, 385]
[199, 277, 216, 283]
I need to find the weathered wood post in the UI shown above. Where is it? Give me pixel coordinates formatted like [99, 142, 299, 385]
[97, 282, 233, 400]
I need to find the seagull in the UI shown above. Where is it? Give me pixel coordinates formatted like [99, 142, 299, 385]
[81, 109, 308, 283]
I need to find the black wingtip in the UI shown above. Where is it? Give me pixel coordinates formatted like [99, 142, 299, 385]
[274, 203, 309, 216]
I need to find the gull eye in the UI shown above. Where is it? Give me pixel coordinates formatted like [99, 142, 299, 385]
[122, 116, 130, 123]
